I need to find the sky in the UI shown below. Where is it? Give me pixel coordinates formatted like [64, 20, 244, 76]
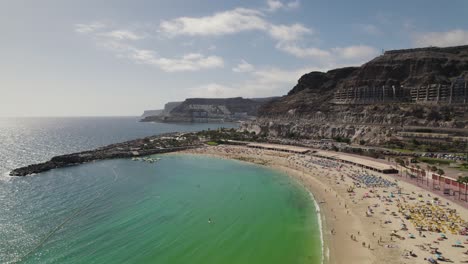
[1, 0, 468, 117]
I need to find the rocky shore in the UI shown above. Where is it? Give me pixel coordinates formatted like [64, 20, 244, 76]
[8, 129, 260, 176]
[9, 132, 203, 176]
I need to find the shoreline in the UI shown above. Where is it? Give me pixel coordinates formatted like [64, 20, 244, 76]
[169, 150, 330, 263]
[308, 185, 327, 264]
[180, 145, 468, 264]
[176, 148, 369, 263]
[270, 163, 335, 264]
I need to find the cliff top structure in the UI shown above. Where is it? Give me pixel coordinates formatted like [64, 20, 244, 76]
[245, 45, 468, 145]
[260, 45, 468, 116]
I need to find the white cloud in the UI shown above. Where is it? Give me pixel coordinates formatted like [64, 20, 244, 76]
[76, 5, 378, 73]
[266, 0, 284, 11]
[159, 7, 317, 58]
[129, 50, 224, 72]
[276, 42, 331, 59]
[355, 24, 382, 36]
[159, 5, 379, 63]
[251, 67, 316, 85]
[189, 65, 326, 98]
[74, 22, 106, 34]
[286, 0, 300, 9]
[189, 83, 241, 98]
[100, 30, 144, 40]
[266, 0, 300, 12]
[413, 29, 468, 47]
[402, 20, 415, 31]
[159, 8, 268, 37]
[75, 21, 224, 72]
[159, 7, 311, 42]
[332, 45, 379, 60]
[276, 42, 378, 65]
[233, 59, 255, 73]
[268, 23, 311, 42]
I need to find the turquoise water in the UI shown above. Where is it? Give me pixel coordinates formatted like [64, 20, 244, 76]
[1, 154, 321, 264]
[0, 118, 321, 263]
[0, 117, 237, 174]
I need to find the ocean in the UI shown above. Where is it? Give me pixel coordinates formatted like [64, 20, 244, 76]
[0, 117, 321, 263]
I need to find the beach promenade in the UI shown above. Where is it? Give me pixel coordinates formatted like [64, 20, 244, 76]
[183, 145, 468, 264]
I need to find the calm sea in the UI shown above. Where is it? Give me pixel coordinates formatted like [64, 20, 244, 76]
[0, 117, 321, 264]
[0, 117, 237, 175]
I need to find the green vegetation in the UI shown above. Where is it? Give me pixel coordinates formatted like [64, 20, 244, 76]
[333, 136, 351, 144]
[395, 157, 405, 166]
[206, 141, 219, 146]
[392, 148, 415, 153]
[285, 131, 301, 139]
[457, 176, 468, 184]
[196, 128, 263, 143]
[425, 165, 438, 172]
[436, 168, 445, 176]
[417, 157, 451, 165]
[384, 138, 466, 153]
[459, 163, 468, 171]
[342, 147, 382, 159]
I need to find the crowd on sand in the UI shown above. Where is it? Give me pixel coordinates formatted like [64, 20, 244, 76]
[182, 145, 468, 264]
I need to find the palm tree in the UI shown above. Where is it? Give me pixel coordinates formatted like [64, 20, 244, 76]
[456, 175, 468, 201]
[436, 168, 445, 176]
[416, 164, 421, 183]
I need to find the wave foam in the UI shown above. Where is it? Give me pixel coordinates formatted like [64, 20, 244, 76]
[309, 191, 327, 264]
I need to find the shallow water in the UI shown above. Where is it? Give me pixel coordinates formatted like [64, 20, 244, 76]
[0, 118, 321, 263]
[1, 155, 321, 263]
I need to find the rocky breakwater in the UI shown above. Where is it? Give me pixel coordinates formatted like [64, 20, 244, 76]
[9, 133, 202, 176]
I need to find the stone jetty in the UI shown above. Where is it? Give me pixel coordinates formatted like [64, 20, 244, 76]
[9, 132, 202, 176]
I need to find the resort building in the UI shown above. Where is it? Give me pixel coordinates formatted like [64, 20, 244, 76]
[333, 85, 408, 104]
[313, 151, 399, 174]
[410, 78, 467, 103]
[333, 76, 467, 105]
[246, 143, 311, 154]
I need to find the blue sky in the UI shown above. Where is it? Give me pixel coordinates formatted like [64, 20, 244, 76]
[1, 0, 468, 116]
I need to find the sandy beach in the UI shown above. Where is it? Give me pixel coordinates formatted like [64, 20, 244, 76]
[182, 145, 468, 264]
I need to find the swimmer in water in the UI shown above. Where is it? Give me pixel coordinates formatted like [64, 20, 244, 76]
[208, 218, 212, 224]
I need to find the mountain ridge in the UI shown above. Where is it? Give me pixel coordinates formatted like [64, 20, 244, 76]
[245, 45, 468, 145]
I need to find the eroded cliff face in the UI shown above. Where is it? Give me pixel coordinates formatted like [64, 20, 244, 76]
[144, 97, 278, 122]
[260, 67, 358, 116]
[342, 45, 468, 88]
[242, 119, 395, 145]
[250, 45, 468, 144]
[170, 97, 263, 117]
[243, 103, 468, 144]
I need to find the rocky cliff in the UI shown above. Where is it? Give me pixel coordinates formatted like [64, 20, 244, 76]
[246, 45, 468, 145]
[140, 101, 182, 122]
[144, 97, 277, 122]
[141, 110, 163, 118]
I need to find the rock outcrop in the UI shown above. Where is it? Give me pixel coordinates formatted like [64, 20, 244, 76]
[140, 101, 182, 121]
[9, 133, 202, 176]
[247, 45, 468, 144]
[143, 97, 277, 123]
[141, 110, 163, 118]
